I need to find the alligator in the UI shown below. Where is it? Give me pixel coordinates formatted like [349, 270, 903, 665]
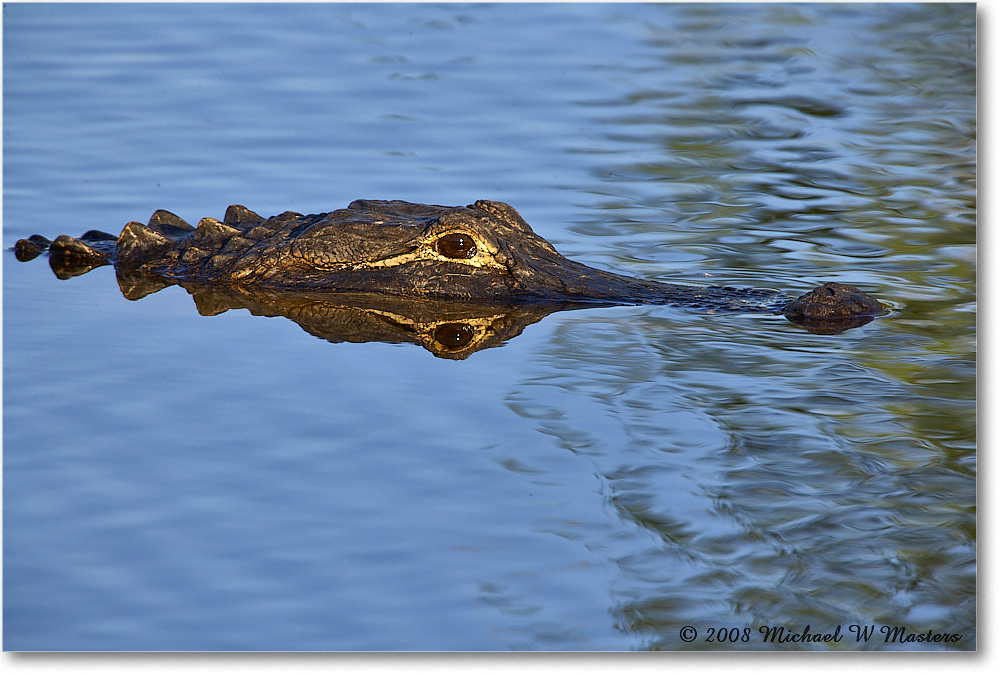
[13, 199, 887, 343]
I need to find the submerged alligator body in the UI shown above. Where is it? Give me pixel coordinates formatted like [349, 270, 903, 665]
[14, 199, 886, 343]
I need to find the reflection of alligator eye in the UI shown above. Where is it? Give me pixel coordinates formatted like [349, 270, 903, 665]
[435, 233, 477, 259]
[432, 323, 477, 350]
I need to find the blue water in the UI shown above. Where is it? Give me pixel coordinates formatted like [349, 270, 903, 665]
[3, 3, 975, 651]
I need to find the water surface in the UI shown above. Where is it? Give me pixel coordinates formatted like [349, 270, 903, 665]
[3, 3, 975, 651]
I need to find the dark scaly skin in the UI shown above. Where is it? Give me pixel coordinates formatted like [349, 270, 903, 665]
[13, 199, 887, 334]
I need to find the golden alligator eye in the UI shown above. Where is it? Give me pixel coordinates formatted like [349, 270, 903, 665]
[432, 323, 477, 350]
[435, 232, 477, 259]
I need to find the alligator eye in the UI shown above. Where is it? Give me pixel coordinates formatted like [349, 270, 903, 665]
[432, 323, 477, 350]
[435, 232, 477, 259]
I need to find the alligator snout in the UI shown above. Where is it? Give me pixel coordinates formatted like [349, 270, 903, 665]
[782, 282, 888, 334]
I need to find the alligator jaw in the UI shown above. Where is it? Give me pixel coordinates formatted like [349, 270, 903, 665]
[526, 258, 887, 334]
[514, 255, 793, 311]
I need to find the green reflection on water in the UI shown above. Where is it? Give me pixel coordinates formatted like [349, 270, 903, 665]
[516, 2, 975, 651]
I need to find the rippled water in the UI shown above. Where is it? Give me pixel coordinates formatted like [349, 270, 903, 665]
[3, 3, 975, 651]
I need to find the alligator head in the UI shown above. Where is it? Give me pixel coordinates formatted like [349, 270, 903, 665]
[236, 198, 670, 302]
[13, 199, 888, 334]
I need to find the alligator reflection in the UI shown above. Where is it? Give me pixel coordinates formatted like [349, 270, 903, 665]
[174, 286, 580, 360]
